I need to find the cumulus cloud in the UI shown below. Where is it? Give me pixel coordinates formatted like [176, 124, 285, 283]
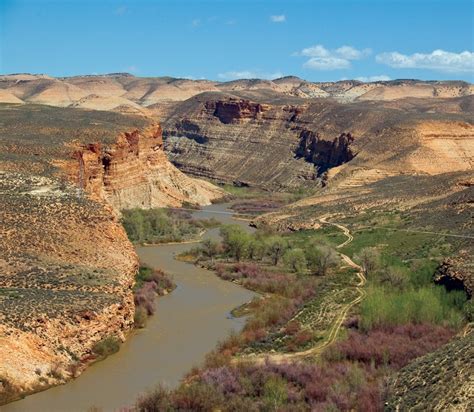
[218, 70, 284, 80]
[376, 49, 474, 73]
[355, 75, 391, 82]
[296, 44, 371, 70]
[270, 15, 286, 23]
[304, 57, 351, 70]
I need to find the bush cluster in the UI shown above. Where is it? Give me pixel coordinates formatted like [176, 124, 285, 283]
[121, 208, 218, 244]
[195, 224, 339, 276]
[134, 266, 175, 328]
[91, 336, 120, 359]
[136, 361, 383, 411]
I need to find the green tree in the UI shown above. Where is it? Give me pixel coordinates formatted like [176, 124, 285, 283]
[220, 225, 250, 261]
[247, 239, 265, 261]
[379, 266, 408, 290]
[305, 244, 338, 275]
[266, 236, 289, 266]
[355, 247, 380, 278]
[283, 248, 307, 273]
[201, 238, 220, 261]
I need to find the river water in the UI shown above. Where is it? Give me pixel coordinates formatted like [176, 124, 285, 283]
[4, 204, 255, 412]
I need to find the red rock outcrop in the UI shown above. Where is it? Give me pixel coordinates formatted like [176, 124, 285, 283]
[61, 124, 223, 210]
[206, 99, 270, 124]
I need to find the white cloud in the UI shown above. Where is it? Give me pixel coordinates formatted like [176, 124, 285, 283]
[355, 75, 391, 82]
[296, 44, 371, 70]
[304, 57, 351, 70]
[376, 49, 474, 73]
[300, 45, 330, 58]
[218, 70, 284, 80]
[336, 46, 371, 60]
[270, 15, 286, 23]
[191, 18, 201, 27]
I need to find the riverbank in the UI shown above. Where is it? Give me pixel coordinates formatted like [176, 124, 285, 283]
[3, 204, 255, 412]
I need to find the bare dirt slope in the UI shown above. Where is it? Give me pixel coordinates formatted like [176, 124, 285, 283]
[0, 74, 471, 115]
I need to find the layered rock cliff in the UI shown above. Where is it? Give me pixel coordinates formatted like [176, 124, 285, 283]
[0, 103, 222, 401]
[61, 124, 223, 210]
[162, 94, 474, 189]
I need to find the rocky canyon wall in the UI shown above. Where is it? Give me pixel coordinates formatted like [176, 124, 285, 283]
[0, 103, 222, 402]
[162, 94, 474, 189]
[62, 124, 223, 211]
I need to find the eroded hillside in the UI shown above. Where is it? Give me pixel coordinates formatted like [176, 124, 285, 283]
[162, 93, 473, 188]
[0, 74, 471, 115]
[0, 103, 222, 400]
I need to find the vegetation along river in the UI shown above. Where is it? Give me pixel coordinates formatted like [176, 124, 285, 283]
[4, 203, 256, 412]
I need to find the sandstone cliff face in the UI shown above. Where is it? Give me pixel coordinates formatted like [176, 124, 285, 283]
[162, 94, 474, 189]
[207, 99, 270, 124]
[62, 124, 223, 210]
[295, 131, 355, 175]
[0, 104, 222, 401]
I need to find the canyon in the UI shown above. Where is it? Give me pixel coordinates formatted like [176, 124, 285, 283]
[0, 73, 473, 409]
[0, 103, 222, 400]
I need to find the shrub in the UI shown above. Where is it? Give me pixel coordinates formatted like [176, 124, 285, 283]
[355, 247, 380, 278]
[326, 323, 455, 369]
[201, 367, 242, 395]
[136, 386, 172, 412]
[283, 248, 307, 273]
[121, 208, 202, 244]
[134, 305, 148, 328]
[134, 282, 156, 315]
[263, 376, 288, 410]
[92, 336, 120, 358]
[378, 266, 409, 290]
[247, 239, 265, 261]
[171, 382, 225, 411]
[360, 286, 465, 330]
[305, 244, 338, 276]
[265, 236, 289, 265]
[200, 238, 220, 261]
[220, 225, 251, 261]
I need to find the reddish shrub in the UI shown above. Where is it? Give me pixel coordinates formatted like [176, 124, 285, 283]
[327, 323, 455, 369]
[292, 330, 313, 346]
[201, 367, 242, 395]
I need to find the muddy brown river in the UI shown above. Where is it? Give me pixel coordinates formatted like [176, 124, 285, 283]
[4, 204, 255, 412]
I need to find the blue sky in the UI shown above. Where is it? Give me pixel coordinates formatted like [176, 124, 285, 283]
[1, 0, 473, 82]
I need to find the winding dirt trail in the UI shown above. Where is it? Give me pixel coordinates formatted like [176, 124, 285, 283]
[236, 217, 366, 365]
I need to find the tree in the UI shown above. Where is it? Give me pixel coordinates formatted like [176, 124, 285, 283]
[283, 248, 307, 273]
[379, 266, 408, 290]
[219, 225, 250, 262]
[305, 244, 338, 276]
[266, 236, 289, 266]
[355, 247, 380, 278]
[201, 238, 220, 261]
[247, 239, 265, 261]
